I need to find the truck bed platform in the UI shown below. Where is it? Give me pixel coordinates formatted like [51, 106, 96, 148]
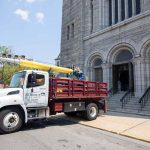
[49, 78, 108, 99]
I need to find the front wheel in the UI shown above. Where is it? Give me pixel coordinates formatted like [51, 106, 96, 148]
[84, 103, 98, 121]
[0, 108, 23, 134]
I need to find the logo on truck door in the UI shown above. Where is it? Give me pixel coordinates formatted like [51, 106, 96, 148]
[25, 93, 41, 103]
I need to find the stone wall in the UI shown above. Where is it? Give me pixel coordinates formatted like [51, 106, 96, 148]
[60, 0, 150, 97]
[60, 0, 84, 68]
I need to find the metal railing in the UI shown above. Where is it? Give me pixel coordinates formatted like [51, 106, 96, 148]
[120, 89, 133, 109]
[139, 86, 150, 110]
[108, 88, 113, 98]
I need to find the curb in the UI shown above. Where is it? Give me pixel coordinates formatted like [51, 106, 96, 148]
[59, 116, 150, 143]
[80, 122, 150, 143]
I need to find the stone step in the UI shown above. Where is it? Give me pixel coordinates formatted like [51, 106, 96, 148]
[109, 96, 124, 98]
[141, 103, 150, 107]
[108, 101, 122, 103]
[109, 98, 123, 101]
[108, 109, 150, 116]
[141, 108, 150, 111]
[108, 103, 121, 105]
[108, 104, 122, 107]
[107, 92, 150, 115]
[125, 104, 140, 106]
[143, 105, 150, 108]
[109, 104, 149, 111]
[138, 111, 150, 116]
[108, 108, 139, 113]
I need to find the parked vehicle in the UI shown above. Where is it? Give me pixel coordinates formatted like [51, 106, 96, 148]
[0, 58, 107, 133]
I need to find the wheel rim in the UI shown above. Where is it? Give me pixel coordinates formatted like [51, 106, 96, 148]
[3, 112, 20, 129]
[89, 107, 97, 118]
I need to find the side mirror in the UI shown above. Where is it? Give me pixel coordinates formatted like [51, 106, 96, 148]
[31, 88, 34, 93]
[31, 72, 37, 84]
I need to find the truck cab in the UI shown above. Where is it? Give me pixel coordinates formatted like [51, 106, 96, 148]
[0, 70, 50, 133]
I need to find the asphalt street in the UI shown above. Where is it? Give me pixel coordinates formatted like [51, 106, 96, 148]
[0, 116, 149, 150]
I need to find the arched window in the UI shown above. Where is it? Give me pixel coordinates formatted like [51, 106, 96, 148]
[93, 58, 102, 67]
[90, 0, 94, 32]
[136, 0, 141, 15]
[121, 0, 125, 21]
[108, 0, 112, 26]
[92, 58, 103, 82]
[115, 0, 118, 23]
[128, 0, 132, 18]
[115, 50, 133, 63]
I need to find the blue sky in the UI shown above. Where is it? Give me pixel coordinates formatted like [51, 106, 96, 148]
[0, 0, 63, 64]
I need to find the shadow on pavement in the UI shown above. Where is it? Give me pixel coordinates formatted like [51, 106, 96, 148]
[22, 115, 80, 132]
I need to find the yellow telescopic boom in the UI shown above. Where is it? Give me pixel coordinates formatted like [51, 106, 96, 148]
[0, 57, 73, 74]
[20, 59, 73, 74]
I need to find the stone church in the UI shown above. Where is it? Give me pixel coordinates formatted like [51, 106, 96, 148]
[60, 0, 150, 99]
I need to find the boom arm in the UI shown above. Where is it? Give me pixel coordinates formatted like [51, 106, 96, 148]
[0, 57, 73, 74]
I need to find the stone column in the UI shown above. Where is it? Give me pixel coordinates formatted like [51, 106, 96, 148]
[132, 0, 136, 16]
[140, 58, 146, 92]
[133, 57, 145, 97]
[90, 0, 94, 33]
[145, 58, 150, 88]
[112, 0, 115, 25]
[101, 63, 111, 89]
[87, 67, 93, 81]
[105, 0, 109, 27]
[125, 0, 129, 19]
[118, 0, 122, 22]
[103, 0, 109, 28]
[99, 0, 103, 29]
[148, 59, 150, 87]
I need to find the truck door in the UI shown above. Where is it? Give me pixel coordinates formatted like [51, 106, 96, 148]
[24, 72, 48, 107]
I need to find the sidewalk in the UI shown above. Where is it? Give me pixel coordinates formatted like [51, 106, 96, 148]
[57, 112, 150, 143]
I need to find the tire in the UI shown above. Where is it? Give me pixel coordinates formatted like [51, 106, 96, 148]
[84, 103, 98, 121]
[64, 112, 77, 117]
[0, 108, 23, 134]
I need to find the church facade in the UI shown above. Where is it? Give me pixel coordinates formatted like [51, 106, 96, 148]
[60, 0, 150, 97]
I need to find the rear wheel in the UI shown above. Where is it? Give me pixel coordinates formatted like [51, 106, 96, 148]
[0, 108, 23, 134]
[84, 103, 98, 121]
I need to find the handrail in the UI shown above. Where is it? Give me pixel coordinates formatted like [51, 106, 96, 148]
[139, 86, 150, 110]
[108, 88, 113, 98]
[120, 89, 133, 108]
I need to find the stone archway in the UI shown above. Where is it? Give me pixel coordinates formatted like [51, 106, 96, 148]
[107, 43, 136, 63]
[87, 55, 103, 82]
[107, 44, 135, 92]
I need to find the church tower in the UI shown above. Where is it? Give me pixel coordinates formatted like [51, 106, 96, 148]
[60, 0, 84, 69]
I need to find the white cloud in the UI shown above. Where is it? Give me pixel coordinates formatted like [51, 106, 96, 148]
[25, 0, 47, 4]
[15, 9, 29, 21]
[26, 0, 36, 3]
[36, 12, 45, 23]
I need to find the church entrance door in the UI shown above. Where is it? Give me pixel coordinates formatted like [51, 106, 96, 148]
[113, 63, 134, 92]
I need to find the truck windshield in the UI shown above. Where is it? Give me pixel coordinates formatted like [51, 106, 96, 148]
[10, 71, 26, 88]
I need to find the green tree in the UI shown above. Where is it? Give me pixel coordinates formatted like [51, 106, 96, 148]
[0, 64, 27, 85]
[0, 46, 12, 55]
